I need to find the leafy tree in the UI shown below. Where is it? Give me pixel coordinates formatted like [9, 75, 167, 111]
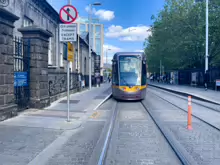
[144, 0, 220, 73]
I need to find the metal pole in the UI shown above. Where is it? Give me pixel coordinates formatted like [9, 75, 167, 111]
[67, 0, 71, 122]
[89, 4, 92, 90]
[160, 60, 162, 78]
[105, 50, 108, 81]
[205, 0, 209, 73]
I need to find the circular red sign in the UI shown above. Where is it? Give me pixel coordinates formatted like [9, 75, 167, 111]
[59, 5, 78, 24]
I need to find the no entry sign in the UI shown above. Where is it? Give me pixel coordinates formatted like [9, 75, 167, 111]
[59, 5, 78, 24]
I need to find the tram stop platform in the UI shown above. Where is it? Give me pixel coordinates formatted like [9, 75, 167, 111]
[0, 84, 112, 165]
[0, 84, 112, 130]
[149, 82, 220, 105]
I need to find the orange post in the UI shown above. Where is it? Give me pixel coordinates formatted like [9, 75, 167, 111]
[187, 96, 192, 130]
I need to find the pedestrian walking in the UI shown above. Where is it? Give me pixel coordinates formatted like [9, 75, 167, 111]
[108, 76, 111, 83]
[96, 76, 101, 87]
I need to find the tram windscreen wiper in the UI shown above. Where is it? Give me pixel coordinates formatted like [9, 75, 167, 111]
[120, 77, 130, 86]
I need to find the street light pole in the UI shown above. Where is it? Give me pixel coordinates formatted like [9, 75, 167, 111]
[106, 50, 108, 64]
[88, 2, 101, 90]
[205, 0, 209, 73]
[160, 60, 162, 78]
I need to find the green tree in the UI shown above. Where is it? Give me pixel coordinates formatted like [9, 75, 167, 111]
[145, 0, 220, 73]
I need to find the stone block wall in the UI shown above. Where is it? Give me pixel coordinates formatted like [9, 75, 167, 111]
[0, 8, 19, 121]
[18, 26, 52, 109]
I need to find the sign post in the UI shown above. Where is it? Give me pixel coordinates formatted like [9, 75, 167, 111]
[59, 3, 78, 122]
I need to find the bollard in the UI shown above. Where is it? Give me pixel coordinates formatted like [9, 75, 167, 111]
[187, 96, 193, 130]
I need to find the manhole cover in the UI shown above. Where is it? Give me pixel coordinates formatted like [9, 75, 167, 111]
[59, 100, 80, 104]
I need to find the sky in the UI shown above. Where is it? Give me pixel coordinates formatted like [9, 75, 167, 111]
[48, 0, 165, 63]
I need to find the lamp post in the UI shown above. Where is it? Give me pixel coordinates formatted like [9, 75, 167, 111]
[105, 48, 111, 80]
[205, 0, 209, 73]
[89, 2, 101, 90]
[106, 48, 111, 64]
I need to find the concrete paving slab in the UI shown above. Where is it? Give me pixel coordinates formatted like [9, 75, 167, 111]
[0, 115, 81, 130]
[0, 84, 112, 165]
[0, 125, 62, 165]
[45, 121, 105, 165]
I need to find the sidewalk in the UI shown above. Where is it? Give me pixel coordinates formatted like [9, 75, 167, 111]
[149, 82, 220, 105]
[0, 84, 111, 165]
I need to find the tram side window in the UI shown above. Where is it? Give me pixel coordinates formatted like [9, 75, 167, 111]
[142, 60, 147, 85]
[112, 61, 119, 85]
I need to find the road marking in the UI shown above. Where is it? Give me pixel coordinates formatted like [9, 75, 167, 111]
[90, 111, 101, 119]
[93, 93, 112, 111]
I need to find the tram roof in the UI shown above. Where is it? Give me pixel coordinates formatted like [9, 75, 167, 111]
[113, 52, 145, 59]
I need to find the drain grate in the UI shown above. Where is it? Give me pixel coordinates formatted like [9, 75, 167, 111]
[59, 100, 80, 104]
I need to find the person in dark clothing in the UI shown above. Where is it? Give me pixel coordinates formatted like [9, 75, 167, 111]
[204, 71, 209, 90]
[108, 76, 111, 83]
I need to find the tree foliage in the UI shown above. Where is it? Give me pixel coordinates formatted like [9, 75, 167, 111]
[144, 0, 220, 73]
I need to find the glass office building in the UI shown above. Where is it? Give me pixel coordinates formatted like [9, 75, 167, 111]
[76, 16, 104, 75]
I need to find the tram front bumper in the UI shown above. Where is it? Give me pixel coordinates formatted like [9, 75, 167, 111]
[113, 88, 145, 100]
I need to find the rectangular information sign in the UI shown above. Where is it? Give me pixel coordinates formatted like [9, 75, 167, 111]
[216, 79, 220, 86]
[59, 23, 77, 42]
[67, 42, 74, 62]
[14, 72, 28, 87]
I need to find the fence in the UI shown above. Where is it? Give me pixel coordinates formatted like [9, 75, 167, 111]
[13, 37, 30, 111]
[48, 72, 80, 101]
[152, 67, 220, 89]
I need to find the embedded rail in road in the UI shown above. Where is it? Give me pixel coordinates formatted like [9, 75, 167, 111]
[148, 87, 220, 132]
[98, 100, 183, 165]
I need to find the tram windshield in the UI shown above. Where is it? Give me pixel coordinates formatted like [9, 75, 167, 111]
[119, 55, 142, 86]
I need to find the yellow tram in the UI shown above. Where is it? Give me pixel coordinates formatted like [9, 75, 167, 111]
[111, 52, 147, 100]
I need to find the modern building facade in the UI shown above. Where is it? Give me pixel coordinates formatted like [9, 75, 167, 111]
[75, 16, 104, 75]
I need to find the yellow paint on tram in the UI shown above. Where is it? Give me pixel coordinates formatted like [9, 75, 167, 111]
[112, 85, 147, 92]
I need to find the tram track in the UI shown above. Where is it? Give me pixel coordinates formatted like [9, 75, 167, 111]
[150, 86, 220, 113]
[96, 99, 183, 165]
[93, 86, 220, 165]
[148, 88, 220, 132]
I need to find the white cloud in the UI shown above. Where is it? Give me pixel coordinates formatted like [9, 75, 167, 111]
[103, 44, 123, 52]
[105, 25, 151, 41]
[85, 6, 115, 21]
[135, 49, 144, 52]
[103, 44, 123, 64]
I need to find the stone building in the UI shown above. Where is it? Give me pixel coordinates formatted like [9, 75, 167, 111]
[0, 0, 97, 120]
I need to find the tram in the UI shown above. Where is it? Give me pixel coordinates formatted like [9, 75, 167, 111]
[111, 52, 147, 100]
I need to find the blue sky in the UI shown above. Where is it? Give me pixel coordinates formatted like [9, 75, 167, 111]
[49, 0, 165, 62]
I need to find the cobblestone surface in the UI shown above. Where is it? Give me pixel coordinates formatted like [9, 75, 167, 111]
[145, 87, 220, 165]
[0, 126, 62, 165]
[46, 121, 105, 165]
[104, 102, 181, 165]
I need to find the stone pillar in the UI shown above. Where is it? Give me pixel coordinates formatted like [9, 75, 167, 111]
[18, 26, 53, 109]
[0, 8, 19, 121]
